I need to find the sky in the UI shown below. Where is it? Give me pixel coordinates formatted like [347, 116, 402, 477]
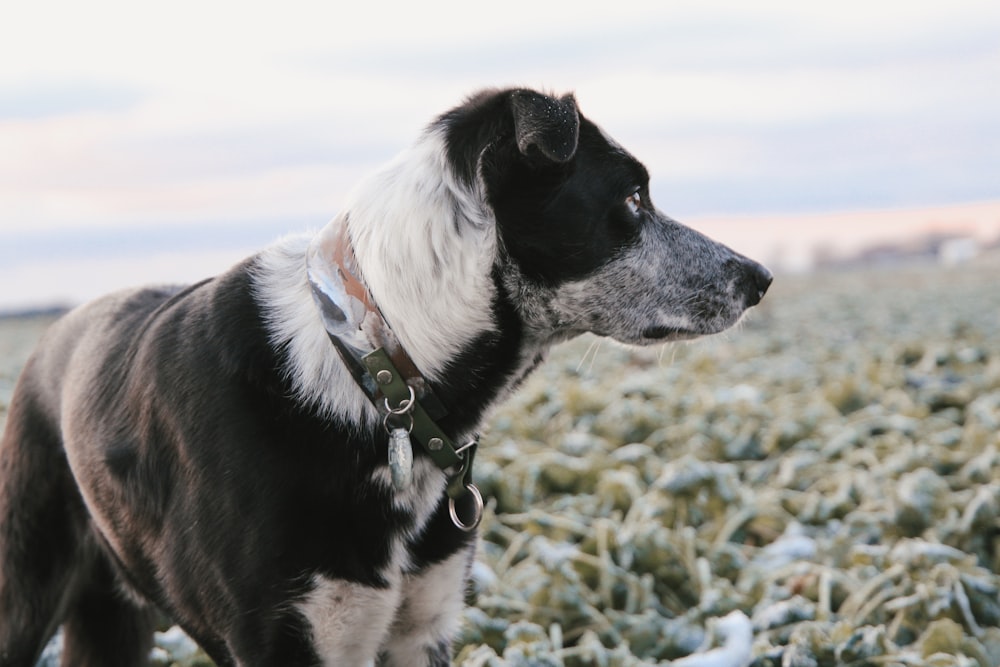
[1, 0, 999, 310]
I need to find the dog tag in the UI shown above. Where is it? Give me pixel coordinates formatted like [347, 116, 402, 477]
[388, 427, 413, 491]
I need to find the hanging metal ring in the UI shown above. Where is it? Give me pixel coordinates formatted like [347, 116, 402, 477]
[448, 484, 483, 532]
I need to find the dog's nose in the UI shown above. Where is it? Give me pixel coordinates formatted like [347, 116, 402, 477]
[743, 261, 773, 306]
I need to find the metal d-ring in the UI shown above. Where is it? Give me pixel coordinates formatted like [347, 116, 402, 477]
[383, 384, 416, 415]
[448, 484, 484, 532]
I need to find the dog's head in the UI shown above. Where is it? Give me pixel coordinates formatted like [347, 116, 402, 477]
[436, 88, 772, 346]
[286, 87, 774, 422]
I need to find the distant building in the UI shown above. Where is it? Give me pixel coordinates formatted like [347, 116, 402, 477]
[813, 231, 981, 270]
[938, 237, 979, 265]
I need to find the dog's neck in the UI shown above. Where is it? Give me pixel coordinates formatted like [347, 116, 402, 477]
[341, 130, 500, 383]
[307, 217, 486, 527]
[256, 129, 547, 440]
[298, 130, 517, 426]
[306, 215, 435, 406]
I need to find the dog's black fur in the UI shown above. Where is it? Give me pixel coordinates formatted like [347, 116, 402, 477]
[0, 88, 771, 666]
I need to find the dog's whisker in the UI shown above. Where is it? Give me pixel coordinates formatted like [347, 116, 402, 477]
[586, 337, 605, 375]
[575, 337, 602, 374]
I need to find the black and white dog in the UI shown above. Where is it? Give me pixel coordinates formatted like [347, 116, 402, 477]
[0, 88, 771, 666]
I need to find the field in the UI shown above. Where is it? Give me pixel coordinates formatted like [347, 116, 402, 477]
[3, 258, 999, 667]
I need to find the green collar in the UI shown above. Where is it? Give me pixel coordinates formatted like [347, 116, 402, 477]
[363, 349, 479, 506]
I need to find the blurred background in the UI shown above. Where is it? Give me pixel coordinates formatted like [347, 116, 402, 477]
[4, 4, 1000, 664]
[2, 0, 999, 312]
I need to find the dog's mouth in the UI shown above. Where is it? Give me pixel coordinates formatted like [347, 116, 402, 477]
[640, 325, 699, 341]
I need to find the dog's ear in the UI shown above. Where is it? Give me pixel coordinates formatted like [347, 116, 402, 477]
[511, 91, 580, 164]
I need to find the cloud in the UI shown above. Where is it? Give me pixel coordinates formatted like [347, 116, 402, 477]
[0, 80, 145, 120]
[0, 219, 296, 269]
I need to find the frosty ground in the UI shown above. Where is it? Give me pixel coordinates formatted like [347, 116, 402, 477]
[2, 257, 998, 666]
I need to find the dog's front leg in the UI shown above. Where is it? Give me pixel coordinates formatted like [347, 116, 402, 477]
[377, 547, 472, 667]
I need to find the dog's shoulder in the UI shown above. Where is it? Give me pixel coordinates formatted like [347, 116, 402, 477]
[24, 258, 283, 416]
[18, 283, 190, 411]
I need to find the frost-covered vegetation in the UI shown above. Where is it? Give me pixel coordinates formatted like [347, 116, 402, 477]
[4, 258, 999, 666]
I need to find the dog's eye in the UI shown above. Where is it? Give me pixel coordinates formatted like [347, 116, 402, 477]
[625, 191, 642, 215]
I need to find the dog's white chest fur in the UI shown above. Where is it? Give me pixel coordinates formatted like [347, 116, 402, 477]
[298, 549, 469, 666]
